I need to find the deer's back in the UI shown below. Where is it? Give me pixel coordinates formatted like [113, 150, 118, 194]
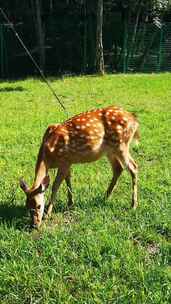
[42, 106, 138, 166]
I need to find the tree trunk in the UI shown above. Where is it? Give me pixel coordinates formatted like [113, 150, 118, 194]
[83, 0, 87, 73]
[35, 0, 45, 71]
[127, 0, 142, 66]
[95, 0, 104, 75]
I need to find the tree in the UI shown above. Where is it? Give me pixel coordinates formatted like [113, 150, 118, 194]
[30, 0, 45, 71]
[1, 0, 171, 77]
[95, 0, 104, 75]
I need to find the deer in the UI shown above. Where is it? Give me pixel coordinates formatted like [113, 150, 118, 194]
[20, 106, 139, 229]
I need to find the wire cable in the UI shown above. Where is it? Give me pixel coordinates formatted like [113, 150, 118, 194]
[0, 7, 68, 116]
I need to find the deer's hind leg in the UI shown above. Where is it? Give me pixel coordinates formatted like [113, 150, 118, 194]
[106, 154, 124, 198]
[127, 156, 138, 209]
[115, 144, 138, 209]
[65, 172, 74, 208]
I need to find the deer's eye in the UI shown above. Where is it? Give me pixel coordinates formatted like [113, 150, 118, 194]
[37, 205, 41, 210]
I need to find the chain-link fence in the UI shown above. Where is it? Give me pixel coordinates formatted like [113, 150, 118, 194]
[1, 22, 171, 78]
[118, 22, 171, 73]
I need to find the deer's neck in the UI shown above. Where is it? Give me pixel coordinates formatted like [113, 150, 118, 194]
[33, 144, 48, 189]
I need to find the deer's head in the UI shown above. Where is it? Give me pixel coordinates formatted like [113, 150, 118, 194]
[20, 176, 50, 229]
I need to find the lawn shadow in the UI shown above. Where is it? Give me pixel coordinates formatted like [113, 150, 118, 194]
[0, 201, 29, 230]
[52, 198, 72, 213]
[0, 86, 27, 93]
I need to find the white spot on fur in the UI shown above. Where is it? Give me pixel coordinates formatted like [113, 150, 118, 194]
[89, 130, 94, 135]
[94, 128, 100, 133]
[64, 135, 69, 144]
[49, 146, 55, 152]
[116, 125, 122, 130]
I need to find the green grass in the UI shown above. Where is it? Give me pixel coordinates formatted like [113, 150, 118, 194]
[0, 74, 171, 303]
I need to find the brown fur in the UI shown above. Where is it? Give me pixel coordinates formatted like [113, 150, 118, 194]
[20, 106, 140, 228]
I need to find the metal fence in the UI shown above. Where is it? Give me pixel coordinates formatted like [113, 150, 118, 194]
[1, 22, 171, 78]
[120, 22, 171, 73]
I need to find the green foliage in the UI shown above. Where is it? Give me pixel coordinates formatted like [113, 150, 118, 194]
[1, 1, 171, 77]
[0, 74, 171, 303]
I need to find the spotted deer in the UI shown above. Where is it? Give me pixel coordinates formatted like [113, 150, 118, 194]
[20, 106, 139, 228]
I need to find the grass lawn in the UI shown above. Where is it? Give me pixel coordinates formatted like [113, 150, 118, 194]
[0, 74, 171, 303]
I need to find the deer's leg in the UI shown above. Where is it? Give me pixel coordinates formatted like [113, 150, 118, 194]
[127, 156, 138, 209]
[116, 146, 138, 209]
[65, 171, 74, 208]
[46, 166, 70, 217]
[106, 155, 123, 198]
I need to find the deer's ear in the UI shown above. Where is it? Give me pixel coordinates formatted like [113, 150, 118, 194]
[37, 175, 50, 193]
[19, 179, 29, 193]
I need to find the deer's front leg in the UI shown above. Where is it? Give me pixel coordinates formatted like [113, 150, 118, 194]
[106, 155, 123, 198]
[46, 166, 70, 217]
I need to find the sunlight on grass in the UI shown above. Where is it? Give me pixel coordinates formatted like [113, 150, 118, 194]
[0, 74, 171, 303]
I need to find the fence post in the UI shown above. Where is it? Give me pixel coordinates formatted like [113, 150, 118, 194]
[157, 25, 164, 72]
[0, 24, 4, 78]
